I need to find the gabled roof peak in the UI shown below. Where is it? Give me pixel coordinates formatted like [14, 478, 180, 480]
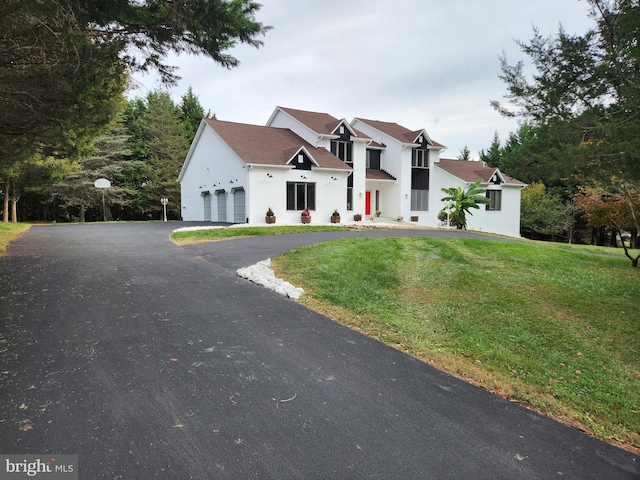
[354, 118, 445, 148]
[435, 158, 526, 186]
[201, 118, 350, 171]
[274, 106, 341, 136]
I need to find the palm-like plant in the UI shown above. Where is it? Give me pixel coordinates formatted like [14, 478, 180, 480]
[441, 180, 490, 230]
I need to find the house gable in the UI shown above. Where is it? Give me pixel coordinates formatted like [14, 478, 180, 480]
[435, 159, 527, 188]
[178, 119, 209, 182]
[331, 120, 355, 140]
[435, 159, 526, 187]
[202, 118, 350, 171]
[353, 118, 445, 150]
[285, 147, 318, 170]
[267, 106, 341, 140]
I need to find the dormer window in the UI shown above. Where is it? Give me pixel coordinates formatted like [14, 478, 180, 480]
[298, 154, 304, 163]
[339, 125, 345, 134]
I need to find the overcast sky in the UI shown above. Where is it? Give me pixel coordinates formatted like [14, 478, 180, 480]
[130, 0, 594, 159]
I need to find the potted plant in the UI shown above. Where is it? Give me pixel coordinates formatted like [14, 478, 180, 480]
[353, 213, 362, 221]
[301, 208, 311, 224]
[331, 209, 340, 223]
[265, 208, 276, 224]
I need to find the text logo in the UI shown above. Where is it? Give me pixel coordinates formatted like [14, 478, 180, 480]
[0, 455, 77, 480]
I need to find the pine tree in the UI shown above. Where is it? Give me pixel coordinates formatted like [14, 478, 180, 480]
[457, 145, 471, 161]
[479, 131, 502, 167]
[50, 120, 138, 222]
[142, 91, 189, 220]
[179, 86, 215, 142]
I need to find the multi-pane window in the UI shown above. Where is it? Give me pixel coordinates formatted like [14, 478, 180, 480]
[287, 182, 316, 211]
[411, 168, 429, 211]
[486, 190, 502, 211]
[331, 141, 352, 163]
[411, 190, 429, 211]
[331, 139, 353, 210]
[412, 149, 428, 167]
[411, 148, 429, 210]
[366, 149, 381, 170]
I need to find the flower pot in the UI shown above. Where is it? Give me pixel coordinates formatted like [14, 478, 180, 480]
[353, 214, 362, 221]
[301, 216, 311, 224]
[331, 216, 340, 223]
[265, 216, 276, 224]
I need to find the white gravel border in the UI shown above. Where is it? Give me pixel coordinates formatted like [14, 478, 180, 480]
[236, 258, 305, 299]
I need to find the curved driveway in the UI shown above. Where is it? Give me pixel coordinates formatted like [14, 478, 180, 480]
[0, 222, 637, 479]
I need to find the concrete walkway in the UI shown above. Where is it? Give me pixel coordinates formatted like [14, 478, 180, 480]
[0, 222, 637, 479]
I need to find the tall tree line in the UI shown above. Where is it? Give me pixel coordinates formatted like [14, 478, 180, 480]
[0, 0, 269, 222]
[480, 0, 639, 256]
[43, 88, 214, 222]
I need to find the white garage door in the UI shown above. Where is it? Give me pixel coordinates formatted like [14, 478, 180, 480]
[234, 189, 245, 223]
[203, 193, 212, 221]
[216, 191, 226, 222]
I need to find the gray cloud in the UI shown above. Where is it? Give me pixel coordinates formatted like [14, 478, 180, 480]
[131, 0, 593, 159]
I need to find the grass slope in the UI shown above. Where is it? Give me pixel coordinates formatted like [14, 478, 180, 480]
[0, 223, 30, 254]
[272, 236, 640, 452]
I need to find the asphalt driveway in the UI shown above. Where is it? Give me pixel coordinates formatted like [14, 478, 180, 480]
[0, 222, 637, 479]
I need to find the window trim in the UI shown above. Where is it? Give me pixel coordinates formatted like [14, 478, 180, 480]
[486, 190, 502, 211]
[412, 148, 428, 168]
[287, 181, 316, 211]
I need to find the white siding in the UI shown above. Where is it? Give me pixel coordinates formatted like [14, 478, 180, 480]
[180, 114, 524, 237]
[179, 123, 247, 221]
[246, 166, 348, 224]
[266, 110, 322, 146]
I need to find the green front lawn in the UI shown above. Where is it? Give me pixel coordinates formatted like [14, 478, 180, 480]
[272, 236, 640, 452]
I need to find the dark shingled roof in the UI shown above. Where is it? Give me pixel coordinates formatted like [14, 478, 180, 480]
[366, 169, 396, 181]
[278, 107, 372, 140]
[435, 159, 526, 185]
[354, 118, 445, 148]
[204, 119, 351, 170]
[278, 107, 341, 136]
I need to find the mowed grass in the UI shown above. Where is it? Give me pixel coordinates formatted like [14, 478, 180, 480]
[0, 222, 30, 254]
[272, 237, 640, 451]
[171, 225, 350, 244]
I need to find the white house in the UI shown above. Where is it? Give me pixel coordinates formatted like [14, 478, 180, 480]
[178, 106, 526, 237]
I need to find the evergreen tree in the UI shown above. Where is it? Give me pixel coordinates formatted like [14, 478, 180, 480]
[179, 86, 215, 142]
[50, 119, 139, 222]
[457, 145, 472, 161]
[491, 0, 640, 184]
[123, 99, 149, 162]
[142, 91, 190, 220]
[479, 131, 502, 167]
[1, 0, 269, 220]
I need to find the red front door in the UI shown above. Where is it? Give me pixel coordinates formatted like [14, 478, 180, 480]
[365, 191, 371, 215]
